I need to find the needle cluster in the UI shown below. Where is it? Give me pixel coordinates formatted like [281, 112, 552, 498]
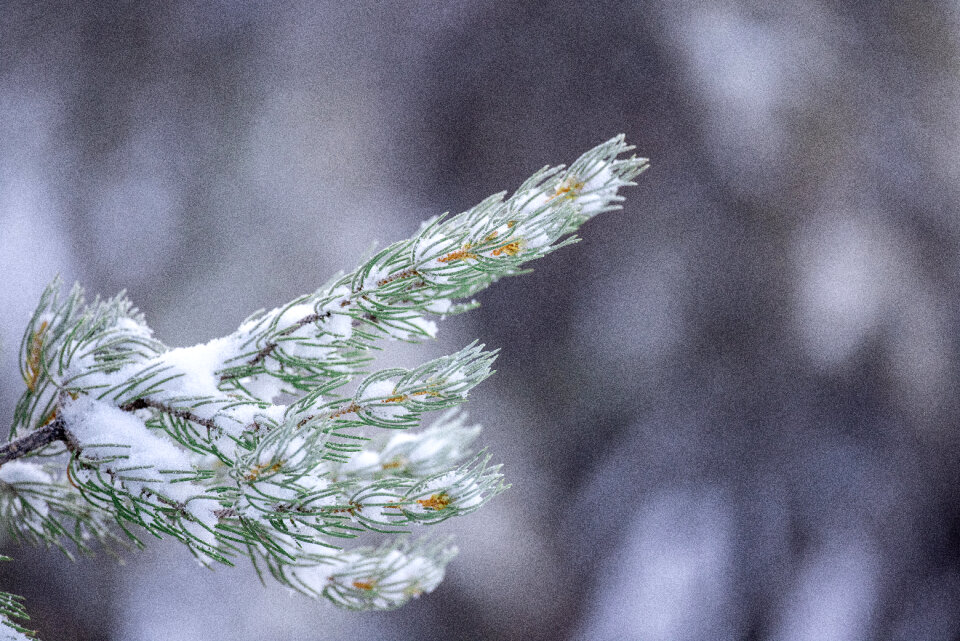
[0, 136, 646, 636]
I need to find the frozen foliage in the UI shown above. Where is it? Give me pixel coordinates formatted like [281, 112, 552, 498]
[0, 137, 646, 633]
[0, 557, 34, 639]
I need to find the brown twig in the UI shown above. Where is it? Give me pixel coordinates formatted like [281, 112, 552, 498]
[219, 311, 328, 382]
[120, 397, 218, 432]
[0, 416, 76, 467]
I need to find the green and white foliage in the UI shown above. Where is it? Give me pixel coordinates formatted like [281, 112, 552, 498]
[0, 557, 35, 639]
[1, 136, 647, 620]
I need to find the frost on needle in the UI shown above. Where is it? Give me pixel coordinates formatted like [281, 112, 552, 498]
[1, 136, 647, 624]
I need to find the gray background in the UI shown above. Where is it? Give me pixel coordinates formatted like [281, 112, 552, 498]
[2, 1, 960, 640]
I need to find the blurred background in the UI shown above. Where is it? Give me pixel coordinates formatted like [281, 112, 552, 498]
[2, 1, 960, 639]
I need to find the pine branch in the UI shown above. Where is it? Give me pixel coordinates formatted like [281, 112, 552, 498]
[2, 135, 648, 613]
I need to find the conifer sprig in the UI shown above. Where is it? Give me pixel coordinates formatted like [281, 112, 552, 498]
[0, 136, 647, 624]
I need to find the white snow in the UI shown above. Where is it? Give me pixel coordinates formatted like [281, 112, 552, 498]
[359, 379, 408, 421]
[154, 336, 241, 403]
[406, 317, 437, 339]
[0, 460, 53, 487]
[0, 460, 54, 521]
[62, 395, 198, 504]
[424, 298, 452, 315]
[293, 548, 444, 609]
[113, 316, 154, 339]
[576, 163, 620, 216]
[276, 303, 316, 328]
[0, 623, 32, 641]
[360, 380, 395, 402]
[182, 497, 222, 562]
[340, 450, 379, 475]
[410, 470, 484, 513]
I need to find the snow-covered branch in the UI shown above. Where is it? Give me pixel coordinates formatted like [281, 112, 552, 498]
[1, 136, 647, 631]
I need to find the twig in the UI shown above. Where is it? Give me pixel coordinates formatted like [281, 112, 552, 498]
[220, 311, 328, 381]
[0, 416, 76, 467]
[120, 398, 218, 432]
